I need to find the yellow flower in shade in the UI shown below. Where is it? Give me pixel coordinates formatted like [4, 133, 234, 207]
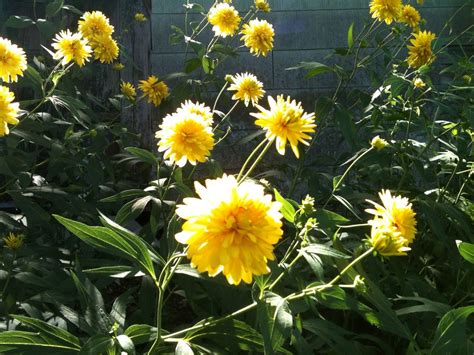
[369, 0, 402, 25]
[227, 72, 265, 107]
[368, 220, 411, 256]
[366, 190, 417, 245]
[91, 35, 119, 64]
[208, 3, 241, 37]
[241, 19, 274, 57]
[139, 75, 169, 107]
[175, 174, 283, 285]
[176, 100, 213, 125]
[400, 5, 421, 29]
[413, 78, 426, 88]
[251, 95, 316, 158]
[255, 0, 271, 12]
[407, 30, 436, 68]
[120, 81, 136, 101]
[156, 111, 214, 167]
[113, 62, 125, 71]
[134, 13, 147, 22]
[417, 0, 424, 4]
[3, 232, 24, 250]
[0, 37, 27, 83]
[0, 85, 20, 136]
[52, 30, 92, 67]
[370, 135, 389, 150]
[78, 11, 114, 42]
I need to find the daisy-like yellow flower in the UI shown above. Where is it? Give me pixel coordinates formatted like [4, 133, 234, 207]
[407, 30, 436, 68]
[240, 19, 274, 57]
[227, 72, 265, 107]
[369, 0, 402, 25]
[176, 100, 213, 125]
[78, 11, 114, 42]
[134, 13, 147, 22]
[175, 174, 283, 285]
[366, 190, 417, 245]
[367, 219, 411, 256]
[251, 95, 316, 158]
[113, 62, 125, 71]
[255, 0, 271, 12]
[413, 78, 426, 88]
[0, 37, 27, 83]
[52, 30, 92, 67]
[0, 85, 20, 136]
[3, 232, 24, 250]
[208, 3, 241, 37]
[156, 111, 214, 167]
[400, 4, 421, 29]
[120, 81, 136, 101]
[371, 135, 389, 150]
[91, 34, 119, 64]
[139, 75, 169, 107]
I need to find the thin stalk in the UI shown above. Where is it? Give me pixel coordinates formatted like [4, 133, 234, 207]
[212, 81, 229, 113]
[236, 138, 268, 181]
[213, 101, 238, 133]
[238, 139, 273, 182]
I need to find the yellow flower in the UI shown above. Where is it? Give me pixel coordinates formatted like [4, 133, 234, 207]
[407, 30, 436, 68]
[255, 0, 271, 12]
[208, 3, 241, 37]
[156, 111, 214, 167]
[134, 13, 147, 22]
[417, 0, 424, 5]
[113, 62, 125, 71]
[366, 189, 417, 245]
[368, 220, 411, 256]
[371, 135, 389, 150]
[78, 11, 114, 42]
[227, 72, 265, 107]
[400, 5, 421, 28]
[241, 19, 274, 57]
[413, 78, 426, 88]
[139, 75, 169, 107]
[120, 81, 136, 101]
[0, 85, 20, 136]
[175, 174, 283, 285]
[91, 35, 119, 64]
[251, 95, 316, 158]
[369, 0, 402, 25]
[176, 100, 213, 125]
[52, 30, 92, 67]
[0, 37, 27, 83]
[3, 232, 24, 250]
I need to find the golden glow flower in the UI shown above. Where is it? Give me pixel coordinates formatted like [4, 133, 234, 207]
[400, 5, 421, 28]
[255, 0, 271, 12]
[251, 95, 316, 158]
[139, 75, 169, 107]
[120, 81, 136, 101]
[369, 0, 402, 25]
[368, 220, 411, 256]
[241, 19, 274, 57]
[413, 78, 426, 88]
[227, 72, 265, 107]
[177, 100, 213, 125]
[134, 13, 147, 22]
[407, 30, 436, 68]
[156, 112, 214, 167]
[0, 85, 20, 136]
[91, 34, 119, 64]
[78, 11, 114, 42]
[371, 135, 389, 150]
[113, 62, 125, 71]
[208, 3, 241, 37]
[175, 174, 283, 285]
[0, 37, 27, 83]
[52, 30, 92, 67]
[3, 232, 24, 250]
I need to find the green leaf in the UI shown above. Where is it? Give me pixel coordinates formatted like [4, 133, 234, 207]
[175, 340, 194, 355]
[4, 15, 35, 29]
[0, 331, 79, 353]
[83, 265, 144, 278]
[347, 22, 354, 48]
[274, 189, 296, 223]
[124, 324, 157, 345]
[334, 106, 357, 149]
[302, 244, 350, 259]
[46, 0, 64, 17]
[116, 335, 135, 354]
[100, 189, 148, 203]
[80, 335, 114, 355]
[286, 62, 334, 78]
[431, 306, 474, 354]
[125, 147, 158, 165]
[456, 240, 474, 264]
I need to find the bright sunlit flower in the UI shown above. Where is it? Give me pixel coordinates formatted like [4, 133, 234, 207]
[251, 95, 316, 158]
[0, 85, 20, 136]
[175, 174, 283, 285]
[369, 0, 402, 25]
[413, 78, 426, 88]
[3, 232, 24, 250]
[208, 3, 241, 37]
[156, 112, 214, 167]
[241, 19, 274, 57]
[368, 219, 411, 256]
[400, 5, 421, 29]
[134, 13, 147, 22]
[52, 30, 92, 67]
[407, 30, 436, 68]
[120, 81, 136, 101]
[78, 11, 114, 42]
[139, 75, 169, 107]
[0, 37, 27, 83]
[371, 135, 389, 150]
[227, 72, 265, 106]
[91, 34, 119, 64]
[255, 0, 271, 12]
[177, 100, 213, 125]
[113, 62, 125, 71]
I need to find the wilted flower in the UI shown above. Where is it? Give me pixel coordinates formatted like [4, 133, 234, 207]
[400, 5, 421, 29]
[241, 19, 274, 57]
[255, 0, 271, 12]
[52, 30, 92, 67]
[0, 37, 27, 83]
[369, 0, 402, 25]
[176, 100, 213, 126]
[139, 75, 169, 107]
[407, 30, 436, 68]
[208, 3, 241, 37]
[227, 72, 265, 107]
[3, 232, 24, 250]
[120, 81, 136, 101]
[370, 135, 389, 150]
[134, 13, 147, 22]
[78, 11, 114, 42]
[413, 78, 426, 88]
[0, 85, 20, 136]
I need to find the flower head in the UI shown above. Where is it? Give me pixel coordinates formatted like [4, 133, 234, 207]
[3, 232, 24, 250]
[371, 135, 389, 150]
[407, 30, 436, 68]
[139, 76, 169, 107]
[120, 81, 136, 101]
[0, 37, 27, 83]
[417, 0, 424, 5]
[52, 30, 92, 67]
[400, 5, 421, 29]
[134, 13, 147, 22]
[208, 3, 241, 37]
[251, 95, 316, 158]
[175, 175, 283, 285]
[255, 0, 271, 12]
[156, 112, 214, 167]
[413, 78, 426, 88]
[227, 72, 265, 106]
[0, 85, 20, 136]
[369, 0, 402, 24]
[177, 100, 213, 125]
[241, 19, 274, 57]
[368, 220, 411, 256]
[91, 34, 119, 64]
[78, 11, 114, 42]
[113, 62, 125, 71]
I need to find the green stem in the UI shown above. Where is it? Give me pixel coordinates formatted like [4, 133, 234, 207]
[212, 81, 229, 113]
[213, 101, 238, 133]
[238, 139, 273, 183]
[236, 138, 268, 181]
